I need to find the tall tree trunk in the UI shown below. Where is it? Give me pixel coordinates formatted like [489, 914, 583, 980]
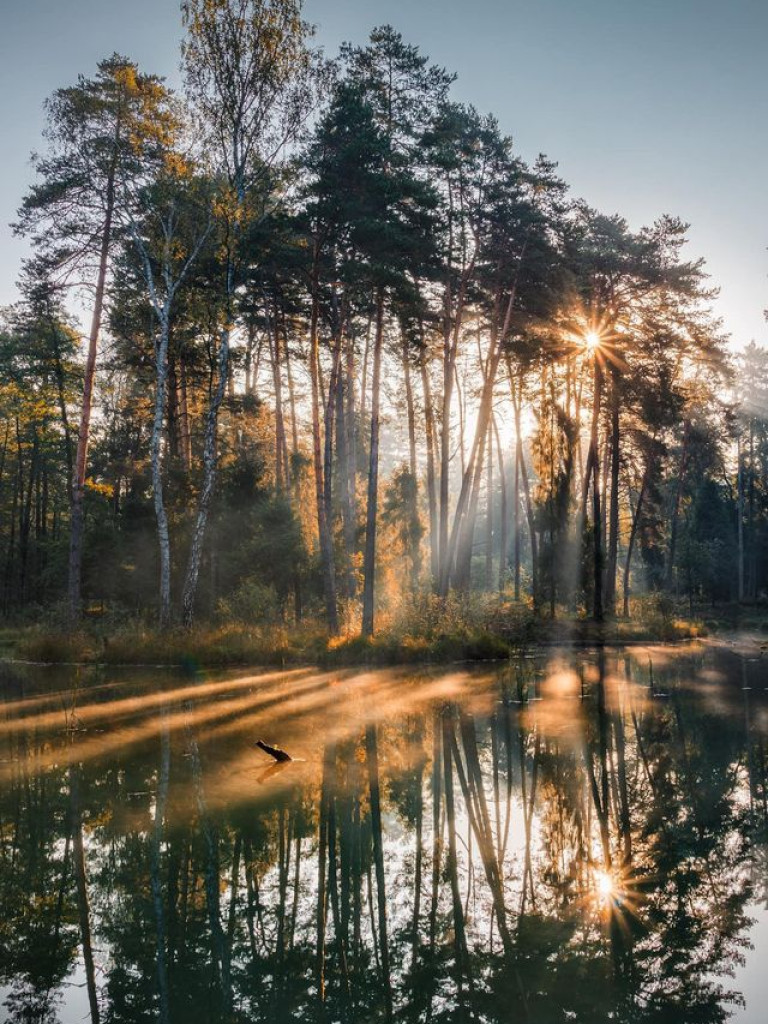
[585, 359, 604, 621]
[309, 272, 339, 634]
[420, 354, 439, 585]
[737, 432, 744, 602]
[68, 171, 115, 622]
[282, 307, 300, 458]
[268, 295, 290, 492]
[485, 419, 494, 590]
[179, 355, 192, 473]
[513, 426, 521, 600]
[152, 311, 173, 629]
[493, 414, 508, 594]
[181, 323, 230, 627]
[447, 274, 524, 594]
[623, 456, 650, 617]
[605, 364, 621, 615]
[437, 264, 473, 589]
[362, 289, 384, 637]
[509, 370, 538, 607]
[665, 417, 690, 592]
[402, 334, 418, 479]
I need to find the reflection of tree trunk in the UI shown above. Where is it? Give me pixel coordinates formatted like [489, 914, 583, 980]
[327, 781, 351, 1004]
[442, 716, 469, 1005]
[492, 713, 502, 862]
[429, 710, 443, 954]
[151, 713, 171, 1024]
[70, 766, 100, 1024]
[273, 811, 289, 1003]
[518, 722, 540, 912]
[316, 743, 332, 1008]
[187, 724, 232, 1015]
[227, 832, 242, 947]
[243, 837, 259, 960]
[178, 834, 191, 963]
[586, 653, 612, 866]
[366, 723, 393, 1021]
[289, 835, 302, 951]
[500, 705, 514, 865]
[42, 829, 71, 1014]
[611, 684, 632, 865]
[456, 714, 511, 950]
[412, 759, 424, 964]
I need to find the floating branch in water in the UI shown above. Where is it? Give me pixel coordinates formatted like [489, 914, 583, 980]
[254, 739, 293, 762]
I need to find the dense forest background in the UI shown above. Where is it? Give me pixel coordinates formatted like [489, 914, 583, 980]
[1, 0, 766, 641]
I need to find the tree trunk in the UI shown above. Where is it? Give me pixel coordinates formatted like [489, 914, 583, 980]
[181, 324, 230, 627]
[179, 355, 192, 473]
[665, 418, 690, 592]
[268, 295, 290, 492]
[605, 363, 621, 614]
[509, 371, 538, 607]
[485, 419, 494, 590]
[737, 432, 744, 602]
[152, 310, 173, 628]
[493, 414, 508, 594]
[585, 359, 604, 621]
[309, 273, 339, 634]
[420, 353, 439, 585]
[623, 456, 650, 617]
[68, 172, 115, 622]
[362, 289, 384, 637]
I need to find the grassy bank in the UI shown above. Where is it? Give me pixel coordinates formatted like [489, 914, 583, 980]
[0, 594, 715, 669]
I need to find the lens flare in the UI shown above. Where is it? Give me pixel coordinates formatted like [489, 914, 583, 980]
[584, 330, 601, 353]
[594, 868, 616, 903]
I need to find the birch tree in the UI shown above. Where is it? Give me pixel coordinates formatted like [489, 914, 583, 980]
[179, 0, 319, 626]
[122, 165, 214, 627]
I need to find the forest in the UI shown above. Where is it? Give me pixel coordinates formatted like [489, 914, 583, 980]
[2, 0, 767, 658]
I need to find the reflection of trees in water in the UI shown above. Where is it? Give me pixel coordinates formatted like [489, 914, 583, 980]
[0, 651, 766, 1023]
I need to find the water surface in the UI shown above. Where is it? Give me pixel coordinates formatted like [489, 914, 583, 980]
[1, 643, 766, 1023]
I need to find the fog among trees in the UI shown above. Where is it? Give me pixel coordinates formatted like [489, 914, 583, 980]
[2, 0, 766, 641]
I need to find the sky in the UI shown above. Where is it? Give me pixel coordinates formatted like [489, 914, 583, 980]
[0, 0, 766, 347]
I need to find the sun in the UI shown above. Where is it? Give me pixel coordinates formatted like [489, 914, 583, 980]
[584, 330, 601, 354]
[594, 868, 615, 903]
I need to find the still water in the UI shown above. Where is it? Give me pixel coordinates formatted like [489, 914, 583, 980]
[1, 643, 766, 1023]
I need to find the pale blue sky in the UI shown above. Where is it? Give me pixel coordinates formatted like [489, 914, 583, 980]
[1, 0, 766, 345]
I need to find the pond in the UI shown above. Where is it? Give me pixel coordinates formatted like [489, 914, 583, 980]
[1, 642, 766, 1023]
